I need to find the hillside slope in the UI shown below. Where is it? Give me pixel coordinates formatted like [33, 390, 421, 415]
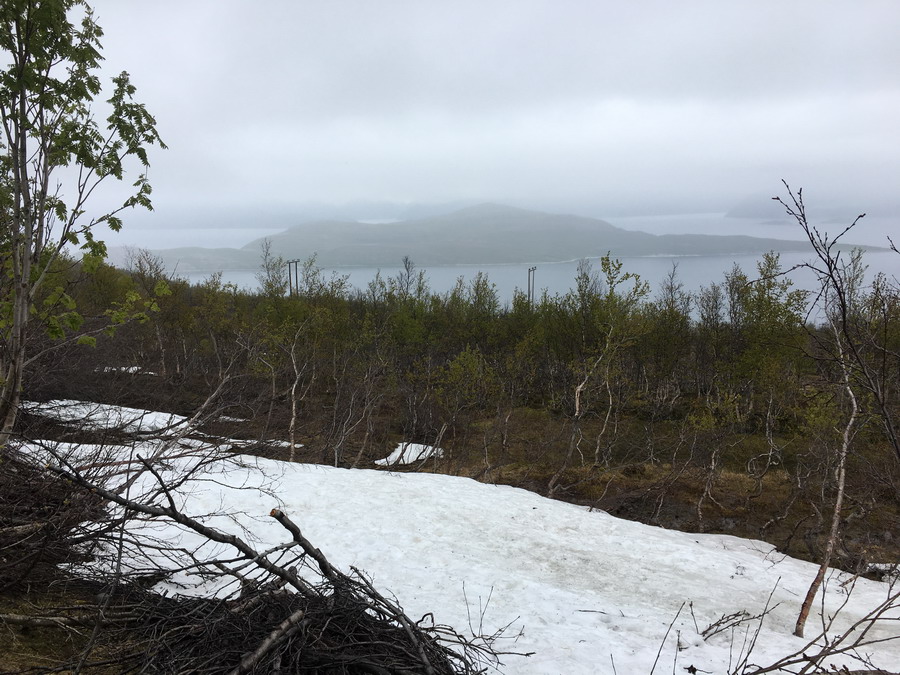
[23, 398, 900, 674]
[145, 203, 821, 272]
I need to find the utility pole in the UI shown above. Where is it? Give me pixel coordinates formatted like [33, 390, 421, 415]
[527, 266, 537, 306]
[286, 259, 303, 296]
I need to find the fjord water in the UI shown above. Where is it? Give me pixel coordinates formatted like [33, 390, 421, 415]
[182, 249, 899, 305]
[134, 211, 897, 301]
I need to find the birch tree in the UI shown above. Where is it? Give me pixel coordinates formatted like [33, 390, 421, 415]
[775, 183, 899, 636]
[0, 0, 164, 444]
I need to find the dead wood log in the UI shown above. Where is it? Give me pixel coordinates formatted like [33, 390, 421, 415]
[228, 607, 307, 675]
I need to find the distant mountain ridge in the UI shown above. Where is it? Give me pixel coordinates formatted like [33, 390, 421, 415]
[141, 202, 829, 273]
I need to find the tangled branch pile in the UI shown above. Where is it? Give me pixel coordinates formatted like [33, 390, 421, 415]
[0, 450, 105, 590]
[97, 564, 490, 674]
[4, 449, 501, 674]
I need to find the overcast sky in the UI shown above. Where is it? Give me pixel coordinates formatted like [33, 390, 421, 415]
[89, 0, 900, 223]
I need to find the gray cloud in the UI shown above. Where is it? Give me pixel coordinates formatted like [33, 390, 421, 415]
[89, 0, 900, 219]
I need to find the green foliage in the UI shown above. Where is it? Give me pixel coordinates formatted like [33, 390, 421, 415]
[436, 346, 499, 415]
[104, 290, 147, 334]
[22, 237, 897, 570]
[71, 241, 898, 473]
[256, 239, 288, 300]
[0, 0, 164, 435]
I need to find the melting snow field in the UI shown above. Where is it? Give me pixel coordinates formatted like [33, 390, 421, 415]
[23, 400, 900, 674]
[374, 441, 443, 466]
[24, 399, 188, 434]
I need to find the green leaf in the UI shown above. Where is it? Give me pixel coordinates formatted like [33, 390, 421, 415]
[61, 311, 84, 331]
[154, 280, 171, 298]
[82, 252, 102, 274]
[46, 316, 64, 340]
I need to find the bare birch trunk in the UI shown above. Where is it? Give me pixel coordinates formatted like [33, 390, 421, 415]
[795, 323, 858, 637]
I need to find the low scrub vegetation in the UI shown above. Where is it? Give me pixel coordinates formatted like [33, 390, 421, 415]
[3, 1, 896, 669]
[16, 231, 899, 578]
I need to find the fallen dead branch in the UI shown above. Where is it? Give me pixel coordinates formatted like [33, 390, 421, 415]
[730, 584, 900, 675]
[8, 455, 505, 674]
[0, 449, 106, 591]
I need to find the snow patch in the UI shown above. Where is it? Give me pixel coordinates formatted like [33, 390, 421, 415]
[17, 400, 900, 674]
[217, 415, 249, 423]
[263, 439, 303, 449]
[24, 399, 186, 434]
[867, 562, 900, 583]
[76, 457, 898, 674]
[375, 442, 442, 466]
[95, 366, 158, 375]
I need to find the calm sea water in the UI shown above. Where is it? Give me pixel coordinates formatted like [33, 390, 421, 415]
[114, 212, 899, 303]
[182, 250, 899, 305]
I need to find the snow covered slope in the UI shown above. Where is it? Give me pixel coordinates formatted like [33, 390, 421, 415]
[164, 461, 898, 674]
[24, 400, 900, 673]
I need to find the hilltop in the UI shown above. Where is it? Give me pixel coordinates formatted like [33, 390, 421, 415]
[139, 203, 823, 273]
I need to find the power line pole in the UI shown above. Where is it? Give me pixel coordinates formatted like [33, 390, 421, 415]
[527, 266, 537, 306]
[286, 259, 302, 296]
